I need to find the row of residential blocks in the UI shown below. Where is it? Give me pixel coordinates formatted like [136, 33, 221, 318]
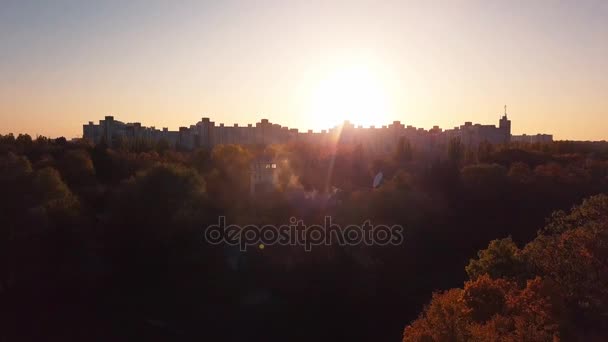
[83, 113, 552, 154]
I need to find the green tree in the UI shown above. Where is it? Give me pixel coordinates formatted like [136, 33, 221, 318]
[524, 196, 608, 324]
[112, 163, 209, 239]
[466, 237, 529, 281]
[31, 167, 79, 216]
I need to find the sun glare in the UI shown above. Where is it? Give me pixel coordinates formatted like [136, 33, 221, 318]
[307, 65, 391, 129]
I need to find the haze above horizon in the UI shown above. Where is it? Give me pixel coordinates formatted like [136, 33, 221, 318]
[1, 0, 607, 140]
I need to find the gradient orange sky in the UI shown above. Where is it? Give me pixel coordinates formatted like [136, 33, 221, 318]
[1, 1, 607, 140]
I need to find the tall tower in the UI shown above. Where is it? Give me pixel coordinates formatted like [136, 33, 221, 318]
[499, 105, 511, 143]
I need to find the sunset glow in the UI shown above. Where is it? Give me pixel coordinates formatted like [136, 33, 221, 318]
[307, 64, 392, 128]
[0, 1, 607, 140]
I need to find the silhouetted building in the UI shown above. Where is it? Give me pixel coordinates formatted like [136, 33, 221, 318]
[83, 107, 552, 154]
[511, 134, 553, 144]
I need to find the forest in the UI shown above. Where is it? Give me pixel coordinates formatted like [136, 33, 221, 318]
[1, 132, 607, 341]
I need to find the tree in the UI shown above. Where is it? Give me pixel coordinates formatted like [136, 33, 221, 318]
[35, 135, 50, 146]
[403, 289, 470, 342]
[111, 163, 209, 240]
[477, 140, 494, 163]
[205, 144, 253, 206]
[405, 194, 608, 341]
[447, 137, 464, 165]
[404, 276, 564, 342]
[31, 167, 79, 216]
[16, 133, 33, 150]
[0, 153, 35, 229]
[104, 163, 214, 324]
[520, 195, 608, 335]
[0, 133, 16, 144]
[60, 149, 96, 187]
[462, 275, 514, 323]
[460, 163, 507, 189]
[155, 138, 171, 155]
[54, 136, 67, 145]
[466, 237, 529, 282]
[395, 136, 413, 162]
[507, 162, 534, 184]
[468, 277, 564, 341]
[0, 152, 32, 181]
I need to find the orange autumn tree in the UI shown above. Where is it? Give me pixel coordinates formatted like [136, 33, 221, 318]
[402, 288, 470, 342]
[404, 194, 608, 341]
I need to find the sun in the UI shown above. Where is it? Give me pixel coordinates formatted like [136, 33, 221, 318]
[307, 64, 391, 129]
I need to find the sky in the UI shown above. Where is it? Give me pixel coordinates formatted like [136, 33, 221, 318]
[1, 0, 607, 140]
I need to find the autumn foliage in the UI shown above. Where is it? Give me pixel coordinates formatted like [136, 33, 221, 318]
[404, 194, 608, 341]
[1, 134, 607, 341]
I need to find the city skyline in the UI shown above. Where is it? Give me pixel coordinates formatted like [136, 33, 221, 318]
[0, 108, 600, 141]
[1, 1, 608, 140]
[82, 111, 554, 156]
